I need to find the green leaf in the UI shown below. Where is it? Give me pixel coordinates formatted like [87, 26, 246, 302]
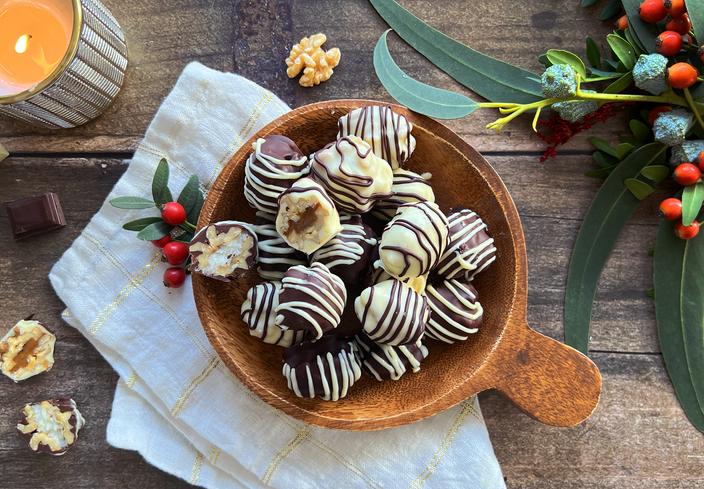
[687, 0, 704, 47]
[654, 221, 704, 433]
[692, 83, 704, 102]
[624, 178, 655, 199]
[369, 0, 543, 103]
[589, 136, 618, 157]
[546, 49, 587, 78]
[623, 0, 658, 52]
[599, 0, 621, 20]
[581, 0, 599, 6]
[538, 53, 551, 68]
[607, 34, 637, 70]
[604, 71, 633, 94]
[373, 31, 479, 119]
[640, 164, 670, 182]
[682, 182, 704, 226]
[565, 143, 667, 353]
[177, 175, 204, 224]
[615, 142, 634, 159]
[152, 158, 172, 206]
[122, 217, 163, 231]
[593, 150, 619, 167]
[629, 119, 650, 142]
[586, 37, 601, 69]
[187, 187, 204, 225]
[136, 221, 172, 241]
[623, 25, 645, 55]
[110, 196, 156, 209]
[585, 166, 618, 178]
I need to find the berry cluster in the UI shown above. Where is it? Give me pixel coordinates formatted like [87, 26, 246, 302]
[660, 151, 704, 239]
[153, 203, 190, 288]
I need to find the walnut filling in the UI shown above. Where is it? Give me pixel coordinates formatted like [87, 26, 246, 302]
[279, 198, 327, 247]
[190, 225, 254, 277]
[0, 320, 55, 382]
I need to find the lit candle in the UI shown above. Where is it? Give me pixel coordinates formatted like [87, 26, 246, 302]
[0, 0, 73, 97]
[0, 0, 128, 129]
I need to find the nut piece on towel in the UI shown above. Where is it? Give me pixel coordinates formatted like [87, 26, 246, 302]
[189, 221, 258, 281]
[285, 33, 341, 87]
[276, 177, 342, 254]
[17, 398, 85, 456]
[0, 319, 56, 382]
[337, 105, 416, 170]
[241, 281, 305, 347]
[311, 136, 393, 214]
[244, 136, 310, 215]
[282, 335, 361, 401]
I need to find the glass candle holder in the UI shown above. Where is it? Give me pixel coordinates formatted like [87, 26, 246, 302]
[0, 0, 128, 129]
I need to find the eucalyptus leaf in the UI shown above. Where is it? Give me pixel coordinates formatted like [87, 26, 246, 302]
[581, 0, 599, 6]
[122, 217, 163, 231]
[586, 37, 601, 69]
[585, 166, 617, 178]
[604, 58, 622, 71]
[593, 150, 618, 167]
[624, 177, 655, 200]
[546, 49, 587, 78]
[654, 221, 704, 432]
[588, 67, 620, 77]
[623, 0, 657, 52]
[692, 83, 704, 102]
[599, 0, 621, 20]
[607, 34, 636, 70]
[373, 31, 479, 119]
[538, 53, 551, 68]
[177, 175, 203, 224]
[187, 188, 204, 225]
[110, 196, 156, 209]
[369, 0, 543, 103]
[623, 25, 644, 55]
[565, 143, 667, 353]
[629, 119, 650, 142]
[152, 159, 172, 206]
[640, 164, 670, 182]
[589, 136, 618, 157]
[682, 182, 704, 226]
[136, 221, 172, 241]
[687, 0, 704, 48]
[604, 71, 633, 94]
[615, 142, 634, 159]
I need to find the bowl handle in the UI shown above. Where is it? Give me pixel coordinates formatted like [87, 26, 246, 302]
[485, 322, 602, 427]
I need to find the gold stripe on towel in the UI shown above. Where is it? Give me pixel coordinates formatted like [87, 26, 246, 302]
[124, 370, 138, 389]
[171, 355, 220, 417]
[189, 452, 204, 484]
[261, 426, 311, 484]
[208, 447, 221, 466]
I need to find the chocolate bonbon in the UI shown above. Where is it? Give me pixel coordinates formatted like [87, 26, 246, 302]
[275, 263, 347, 340]
[254, 224, 308, 280]
[5, 192, 66, 240]
[426, 279, 483, 343]
[282, 335, 362, 401]
[244, 135, 310, 214]
[189, 221, 257, 281]
[337, 105, 416, 169]
[379, 201, 449, 280]
[371, 168, 435, 220]
[435, 208, 496, 281]
[241, 281, 305, 347]
[17, 398, 85, 456]
[311, 135, 393, 213]
[0, 320, 55, 383]
[355, 279, 428, 346]
[369, 257, 427, 294]
[355, 333, 428, 381]
[310, 215, 377, 285]
[276, 177, 342, 254]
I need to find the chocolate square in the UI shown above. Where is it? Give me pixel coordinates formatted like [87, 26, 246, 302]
[5, 193, 66, 240]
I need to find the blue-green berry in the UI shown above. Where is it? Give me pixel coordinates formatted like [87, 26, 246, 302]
[551, 90, 598, 122]
[633, 54, 668, 95]
[671, 140, 704, 165]
[541, 64, 578, 98]
[653, 109, 693, 147]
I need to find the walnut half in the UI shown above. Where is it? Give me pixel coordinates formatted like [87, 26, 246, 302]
[0, 320, 56, 382]
[285, 33, 341, 87]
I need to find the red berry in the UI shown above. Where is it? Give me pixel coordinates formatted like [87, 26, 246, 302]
[163, 241, 189, 265]
[151, 235, 172, 248]
[161, 202, 187, 226]
[664, 0, 686, 17]
[656, 30, 683, 56]
[666, 13, 691, 34]
[647, 105, 672, 125]
[659, 197, 683, 221]
[674, 163, 701, 185]
[667, 62, 699, 89]
[616, 15, 628, 30]
[163, 267, 187, 288]
[675, 221, 700, 240]
[640, 0, 668, 23]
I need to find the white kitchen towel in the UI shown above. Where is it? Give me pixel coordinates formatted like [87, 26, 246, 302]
[49, 61, 506, 489]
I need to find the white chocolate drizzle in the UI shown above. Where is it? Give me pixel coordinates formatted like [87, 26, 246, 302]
[254, 224, 307, 280]
[355, 334, 428, 381]
[310, 215, 377, 272]
[425, 279, 483, 343]
[435, 209, 496, 280]
[372, 168, 435, 220]
[241, 281, 305, 347]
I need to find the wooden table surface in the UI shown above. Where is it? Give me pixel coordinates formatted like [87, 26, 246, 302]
[1, 1, 702, 488]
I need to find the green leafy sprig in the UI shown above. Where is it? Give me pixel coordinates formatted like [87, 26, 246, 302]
[110, 159, 203, 242]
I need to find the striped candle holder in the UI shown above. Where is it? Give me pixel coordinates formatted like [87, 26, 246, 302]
[0, 0, 128, 129]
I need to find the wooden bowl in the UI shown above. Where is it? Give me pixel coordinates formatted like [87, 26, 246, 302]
[194, 99, 602, 431]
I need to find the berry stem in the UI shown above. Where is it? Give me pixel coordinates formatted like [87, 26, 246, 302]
[532, 105, 543, 132]
[179, 221, 197, 233]
[684, 87, 704, 131]
[575, 84, 687, 106]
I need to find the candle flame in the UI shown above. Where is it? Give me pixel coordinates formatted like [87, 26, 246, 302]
[14, 34, 30, 54]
